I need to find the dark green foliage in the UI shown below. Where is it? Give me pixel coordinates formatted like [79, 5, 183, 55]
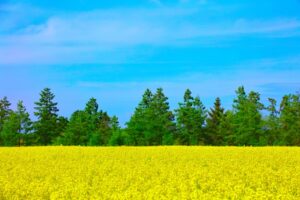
[279, 94, 300, 145]
[1, 87, 300, 146]
[63, 110, 90, 145]
[0, 101, 32, 146]
[109, 116, 129, 146]
[175, 89, 207, 145]
[126, 89, 154, 145]
[89, 111, 111, 146]
[206, 97, 225, 145]
[265, 98, 280, 145]
[0, 97, 12, 133]
[62, 98, 113, 146]
[231, 87, 265, 146]
[219, 110, 235, 145]
[126, 88, 175, 145]
[34, 88, 60, 145]
[150, 88, 175, 145]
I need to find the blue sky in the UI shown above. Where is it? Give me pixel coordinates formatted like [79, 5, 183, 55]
[1, 0, 300, 125]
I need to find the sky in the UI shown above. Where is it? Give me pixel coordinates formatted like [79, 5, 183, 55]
[1, 0, 300, 125]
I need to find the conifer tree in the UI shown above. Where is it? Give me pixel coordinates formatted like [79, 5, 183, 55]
[0, 101, 32, 146]
[0, 97, 12, 133]
[279, 94, 300, 145]
[150, 88, 175, 145]
[109, 116, 128, 146]
[206, 97, 225, 145]
[175, 89, 206, 145]
[63, 110, 90, 145]
[126, 89, 154, 145]
[96, 111, 111, 145]
[232, 87, 264, 145]
[34, 88, 59, 145]
[265, 98, 280, 145]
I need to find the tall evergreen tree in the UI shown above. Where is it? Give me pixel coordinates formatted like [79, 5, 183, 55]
[126, 89, 154, 145]
[206, 97, 225, 145]
[109, 116, 128, 146]
[88, 111, 112, 146]
[0, 101, 32, 146]
[63, 110, 90, 145]
[34, 88, 59, 145]
[265, 98, 280, 145]
[150, 88, 175, 145]
[232, 87, 264, 145]
[175, 89, 206, 145]
[279, 94, 300, 145]
[219, 110, 235, 145]
[0, 97, 12, 132]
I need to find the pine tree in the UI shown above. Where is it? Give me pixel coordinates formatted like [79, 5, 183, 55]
[232, 87, 264, 146]
[63, 110, 90, 145]
[219, 110, 235, 145]
[206, 97, 225, 145]
[279, 94, 300, 145]
[34, 88, 59, 145]
[265, 98, 280, 145]
[126, 89, 153, 145]
[0, 101, 32, 146]
[109, 116, 128, 146]
[175, 89, 206, 145]
[150, 88, 175, 145]
[96, 111, 112, 145]
[0, 97, 12, 132]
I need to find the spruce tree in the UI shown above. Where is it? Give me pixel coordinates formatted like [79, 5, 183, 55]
[232, 87, 264, 146]
[0, 97, 12, 133]
[150, 88, 175, 145]
[206, 97, 225, 145]
[175, 89, 206, 145]
[96, 111, 112, 145]
[279, 94, 300, 145]
[34, 88, 59, 145]
[109, 116, 128, 146]
[126, 89, 153, 145]
[0, 101, 32, 146]
[265, 98, 280, 145]
[63, 110, 90, 145]
[219, 110, 235, 145]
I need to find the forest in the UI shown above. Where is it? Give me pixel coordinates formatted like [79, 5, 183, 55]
[0, 86, 299, 146]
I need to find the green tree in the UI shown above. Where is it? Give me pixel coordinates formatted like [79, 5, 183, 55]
[0, 101, 32, 146]
[206, 97, 225, 145]
[175, 89, 206, 145]
[279, 94, 300, 145]
[63, 98, 113, 146]
[90, 111, 111, 146]
[149, 88, 175, 145]
[0, 97, 12, 132]
[126, 89, 154, 145]
[34, 88, 59, 145]
[126, 88, 175, 146]
[108, 116, 128, 146]
[265, 98, 280, 145]
[232, 87, 264, 146]
[63, 110, 90, 145]
[219, 110, 235, 145]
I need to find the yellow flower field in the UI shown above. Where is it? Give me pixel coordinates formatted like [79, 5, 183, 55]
[0, 147, 299, 200]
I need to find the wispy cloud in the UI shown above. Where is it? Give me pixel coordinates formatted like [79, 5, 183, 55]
[77, 56, 300, 98]
[1, 3, 300, 64]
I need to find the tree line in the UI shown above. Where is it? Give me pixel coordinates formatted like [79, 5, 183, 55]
[0, 86, 299, 146]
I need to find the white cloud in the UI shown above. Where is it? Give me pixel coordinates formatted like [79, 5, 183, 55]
[1, 4, 300, 64]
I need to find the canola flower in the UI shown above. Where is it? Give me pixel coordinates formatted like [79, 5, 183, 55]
[0, 146, 299, 199]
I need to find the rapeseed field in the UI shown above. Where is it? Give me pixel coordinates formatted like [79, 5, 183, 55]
[0, 147, 299, 199]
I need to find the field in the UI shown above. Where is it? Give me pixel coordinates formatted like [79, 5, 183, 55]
[0, 147, 299, 199]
